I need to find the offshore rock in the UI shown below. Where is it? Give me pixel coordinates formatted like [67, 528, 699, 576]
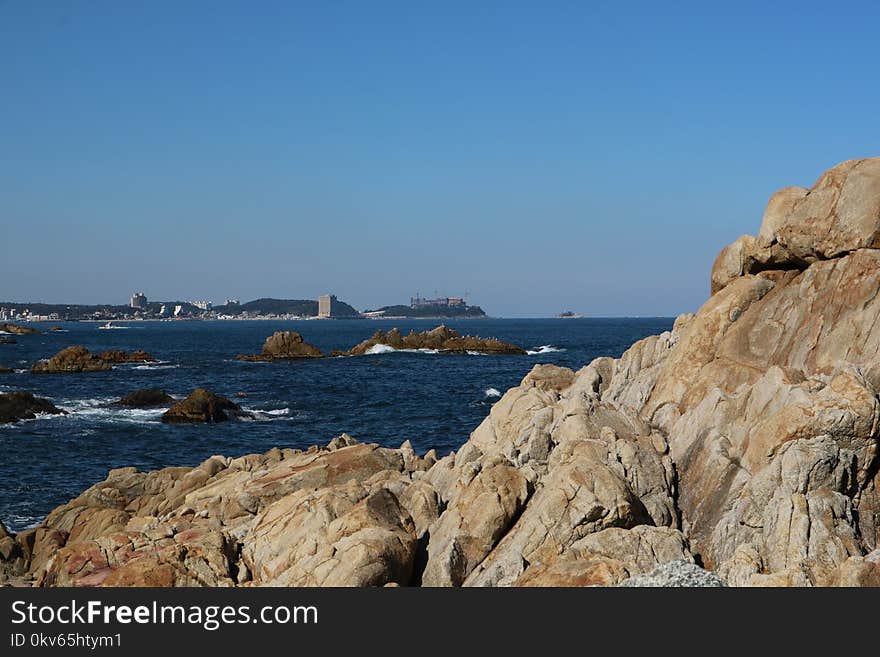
[98, 350, 157, 364]
[236, 331, 323, 361]
[337, 325, 526, 356]
[0, 323, 39, 335]
[114, 388, 175, 408]
[0, 392, 66, 424]
[161, 388, 252, 423]
[31, 346, 111, 373]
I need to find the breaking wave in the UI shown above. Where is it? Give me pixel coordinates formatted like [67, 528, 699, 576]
[526, 345, 565, 355]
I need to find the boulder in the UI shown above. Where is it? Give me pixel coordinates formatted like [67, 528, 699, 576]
[0, 323, 39, 335]
[0, 392, 66, 423]
[97, 349, 156, 363]
[337, 325, 526, 356]
[31, 346, 111, 373]
[161, 388, 252, 423]
[236, 331, 323, 361]
[114, 388, 175, 408]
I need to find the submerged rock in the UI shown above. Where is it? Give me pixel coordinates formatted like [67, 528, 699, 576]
[0, 337, 17, 344]
[97, 349, 156, 363]
[0, 365, 12, 374]
[0, 323, 39, 335]
[336, 324, 526, 356]
[0, 392, 66, 424]
[236, 331, 323, 361]
[31, 346, 111, 373]
[114, 388, 175, 408]
[161, 388, 252, 423]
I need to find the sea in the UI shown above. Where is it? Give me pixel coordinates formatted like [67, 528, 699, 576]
[0, 317, 673, 532]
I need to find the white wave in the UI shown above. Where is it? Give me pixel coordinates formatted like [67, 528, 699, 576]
[466, 350, 488, 356]
[484, 388, 502, 398]
[244, 407, 293, 421]
[366, 344, 396, 354]
[132, 363, 179, 370]
[3, 514, 43, 532]
[527, 345, 565, 355]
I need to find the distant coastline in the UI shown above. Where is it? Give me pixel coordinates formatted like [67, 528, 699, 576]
[0, 296, 489, 323]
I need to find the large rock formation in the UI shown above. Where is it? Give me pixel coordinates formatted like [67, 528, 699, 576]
[236, 331, 323, 361]
[97, 349, 156, 364]
[161, 388, 252, 423]
[0, 392, 66, 424]
[31, 346, 112, 373]
[3, 158, 880, 587]
[336, 325, 526, 356]
[0, 323, 39, 335]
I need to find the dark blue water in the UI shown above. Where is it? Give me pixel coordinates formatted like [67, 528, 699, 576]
[0, 318, 673, 532]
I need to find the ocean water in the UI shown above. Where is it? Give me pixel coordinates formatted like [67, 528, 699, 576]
[0, 318, 673, 532]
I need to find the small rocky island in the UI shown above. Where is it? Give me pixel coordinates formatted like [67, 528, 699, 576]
[161, 388, 253, 423]
[236, 331, 323, 361]
[335, 324, 526, 356]
[31, 346, 112, 373]
[4, 158, 880, 587]
[0, 323, 39, 335]
[0, 392, 66, 424]
[31, 346, 156, 373]
[97, 349, 156, 364]
[114, 388, 175, 408]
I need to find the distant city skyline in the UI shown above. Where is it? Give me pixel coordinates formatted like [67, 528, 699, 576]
[2, 2, 880, 316]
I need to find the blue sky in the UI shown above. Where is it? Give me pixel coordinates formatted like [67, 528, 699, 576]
[2, 1, 878, 316]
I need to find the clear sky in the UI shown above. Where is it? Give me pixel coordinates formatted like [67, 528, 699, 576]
[2, 1, 879, 316]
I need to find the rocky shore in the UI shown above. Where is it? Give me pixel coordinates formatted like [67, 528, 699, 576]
[3, 158, 880, 587]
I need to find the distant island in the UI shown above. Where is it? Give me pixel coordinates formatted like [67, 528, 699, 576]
[0, 292, 486, 321]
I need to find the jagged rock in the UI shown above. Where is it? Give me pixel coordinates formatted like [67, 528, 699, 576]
[514, 526, 695, 586]
[236, 331, 323, 361]
[114, 388, 175, 408]
[161, 388, 252, 423]
[618, 561, 726, 587]
[0, 392, 66, 424]
[98, 349, 156, 363]
[335, 325, 526, 356]
[0, 323, 39, 335]
[31, 346, 111, 373]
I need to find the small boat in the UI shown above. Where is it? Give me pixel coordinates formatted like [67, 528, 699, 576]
[556, 311, 584, 319]
[98, 321, 113, 329]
